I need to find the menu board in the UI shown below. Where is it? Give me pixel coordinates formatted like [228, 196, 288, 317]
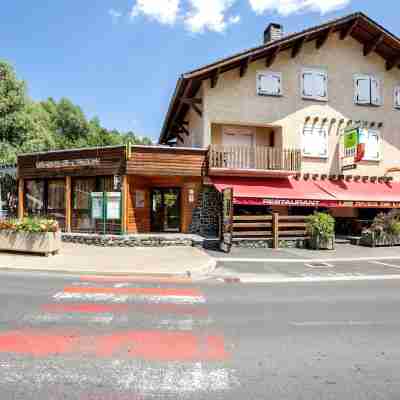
[135, 190, 145, 208]
[106, 192, 121, 220]
[91, 193, 104, 219]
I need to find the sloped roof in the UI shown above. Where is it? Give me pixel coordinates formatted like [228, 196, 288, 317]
[159, 12, 400, 144]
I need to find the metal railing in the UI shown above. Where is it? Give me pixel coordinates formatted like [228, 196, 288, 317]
[209, 145, 302, 172]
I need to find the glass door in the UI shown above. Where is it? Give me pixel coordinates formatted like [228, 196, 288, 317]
[151, 188, 181, 233]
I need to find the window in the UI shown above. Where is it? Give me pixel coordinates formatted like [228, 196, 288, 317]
[302, 124, 328, 158]
[394, 86, 400, 109]
[301, 69, 328, 101]
[354, 75, 382, 106]
[358, 128, 380, 161]
[257, 71, 282, 96]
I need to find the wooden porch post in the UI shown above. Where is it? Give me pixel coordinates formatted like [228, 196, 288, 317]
[17, 178, 24, 220]
[272, 212, 279, 249]
[65, 176, 72, 232]
[121, 175, 129, 234]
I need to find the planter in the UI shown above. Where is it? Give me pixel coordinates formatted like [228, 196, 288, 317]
[0, 230, 61, 256]
[360, 231, 400, 247]
[307, 235, 335, 250]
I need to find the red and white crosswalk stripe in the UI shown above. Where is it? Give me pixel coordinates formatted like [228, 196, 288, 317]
[0, 275, 238, 395]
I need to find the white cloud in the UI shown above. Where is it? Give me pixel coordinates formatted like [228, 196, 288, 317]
[248, 0, 351, 16]
[109, 8, 123, 21]
[130, 0, 180, 25]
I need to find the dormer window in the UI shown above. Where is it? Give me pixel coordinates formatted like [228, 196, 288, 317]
[301, 69, 328, 101]
[257, 71, 282, 96]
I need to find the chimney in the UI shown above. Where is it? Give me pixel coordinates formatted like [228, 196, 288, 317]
[264, 23, 283, 44]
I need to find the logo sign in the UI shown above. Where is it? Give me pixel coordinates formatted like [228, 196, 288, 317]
[344, 128, 358, 150]
[36, 158, 100, 169]
[342, 127, 360, 171]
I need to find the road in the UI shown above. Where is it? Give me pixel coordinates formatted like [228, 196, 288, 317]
[1, 270, 400, 399]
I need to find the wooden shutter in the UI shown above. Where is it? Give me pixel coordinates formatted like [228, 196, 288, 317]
[302, 125, 328, 158]
[302, 124, 314, 156]
[257, 72, 282, 96]
[371, 77, 382, 106]
[314, 71, 328, 100]
[302, 71, 314, 98]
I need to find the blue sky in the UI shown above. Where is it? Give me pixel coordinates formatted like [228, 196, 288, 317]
[1, 1, 397, 142]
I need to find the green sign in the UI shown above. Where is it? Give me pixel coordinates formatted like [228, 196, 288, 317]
[344, 128, 359, 149]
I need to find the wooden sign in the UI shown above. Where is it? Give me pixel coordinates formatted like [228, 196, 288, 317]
[220, 187, 233, 253]
[36, 158, 100, 169]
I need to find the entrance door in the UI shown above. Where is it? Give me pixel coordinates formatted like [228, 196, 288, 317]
[151, 188, 181, 232]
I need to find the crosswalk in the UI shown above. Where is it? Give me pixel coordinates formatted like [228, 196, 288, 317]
[0, 275, 238, 398]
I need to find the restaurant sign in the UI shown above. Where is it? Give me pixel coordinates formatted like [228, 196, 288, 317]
[36, 158, 100, 169]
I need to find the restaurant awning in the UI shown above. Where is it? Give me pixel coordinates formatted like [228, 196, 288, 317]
[211, 177, 338, 207]
[211, 177, 400, 208]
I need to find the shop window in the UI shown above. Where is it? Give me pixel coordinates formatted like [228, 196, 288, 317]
[354, 74, 382, 106]
[25, 180, 45, 216]
[301, 69, 328, 101]
[394, 86, 400, 109]
[47, 180, 65, 230]
[302, 124, 328, 158]
[257, 71, 282, 96]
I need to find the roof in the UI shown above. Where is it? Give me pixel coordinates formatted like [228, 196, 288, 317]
[159, 12, 400, 144]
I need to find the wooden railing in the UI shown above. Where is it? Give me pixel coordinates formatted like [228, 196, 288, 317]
[232, 214, 308, 248]
[209, 145, 302, 172]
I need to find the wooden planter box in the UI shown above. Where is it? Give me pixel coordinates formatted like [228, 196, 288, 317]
[0, 230, 61, 256]
[360, 232, 400, 247]
[307, 235, 335, 250]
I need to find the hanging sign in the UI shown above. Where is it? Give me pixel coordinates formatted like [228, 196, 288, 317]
[106, 192, 121, 220]
[220, 188, 233, 253]
[342, 127, 359, 171]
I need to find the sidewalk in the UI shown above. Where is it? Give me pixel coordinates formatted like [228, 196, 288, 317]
[0, 243, 216, 277]
[208, 243, 400, 262]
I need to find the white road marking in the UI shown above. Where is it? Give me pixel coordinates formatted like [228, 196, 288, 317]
[216, 256, 400, 263]
[291, 320, 400, 327]
[370, 261, 400, 269]
[52, 292, 206, 304]
[23, 313, 119, 325]
[305, 262, 334, 269]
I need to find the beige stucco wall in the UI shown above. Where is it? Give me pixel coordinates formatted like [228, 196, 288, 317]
[194, 32, 400, 179]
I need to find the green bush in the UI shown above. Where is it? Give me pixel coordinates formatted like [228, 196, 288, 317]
[0, 217, 59, 233]
[368, 210, 400, 240]
[305, 212, 335, 241]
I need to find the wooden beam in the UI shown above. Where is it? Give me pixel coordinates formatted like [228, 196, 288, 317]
[265, 45, 281, 68]
[291, 36, 306, 58]
[65, 176, 72, 233]
[210, 68, 220, 88]
[180, 97, 202, 105]
[239, 56, 251, 78]
[364, 33, 384, 56]
[176, 123, 190, 136]
[386, 56, 400, 71]
[181, 121, 189, 126]
[176, 134, 184, 143]
[121, 175, 128, 234]
[272, 212, 279, 249]
[316, 27, 334, 49]
[191, 103, 203, 118]
[340, 19, 358, 40]
[18, 178, 24, 220]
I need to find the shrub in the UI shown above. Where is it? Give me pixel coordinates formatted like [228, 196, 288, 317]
[306, 212, 335, 242]
[0, 217, 59, 233]
[368, 210, 400, 240]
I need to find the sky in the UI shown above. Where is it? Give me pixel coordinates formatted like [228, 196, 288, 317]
[1, 1, 398, 142]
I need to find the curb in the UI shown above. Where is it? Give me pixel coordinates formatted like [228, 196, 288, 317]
[215, 256, 400, 263]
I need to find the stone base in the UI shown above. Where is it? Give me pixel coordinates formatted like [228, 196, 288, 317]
[62, 233, 206, 248]
[232, 237, 308, 249]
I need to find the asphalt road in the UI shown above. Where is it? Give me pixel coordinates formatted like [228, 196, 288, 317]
[1, 270, 400, 399]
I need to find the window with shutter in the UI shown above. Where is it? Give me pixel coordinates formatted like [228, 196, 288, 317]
[354, 75, 382, 106]
[257, 72, 282, 96]
[394, 86, 400, 109]
[358, 128, 380, 161]
[301, 69, 328, 101]
[302, 124, 328, 158]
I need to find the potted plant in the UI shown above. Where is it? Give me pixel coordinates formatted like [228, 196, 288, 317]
[0, 217, 61, 256]
[305, 212, 335, 250]
[361, 210, 400, 247]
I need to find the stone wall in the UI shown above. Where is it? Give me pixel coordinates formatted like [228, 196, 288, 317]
[190, 185, 221, 238]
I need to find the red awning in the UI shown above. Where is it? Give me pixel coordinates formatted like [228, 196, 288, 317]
[211, 177, 400, 207]
[315, 180, 400, 204]
[211, 177, 338, 207]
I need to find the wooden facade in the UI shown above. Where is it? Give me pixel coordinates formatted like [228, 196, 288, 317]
[17, 145, 207, 235]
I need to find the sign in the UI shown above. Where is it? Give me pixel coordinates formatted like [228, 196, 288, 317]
[91, 192, 103, 219]
[113, 175, 121, 191]
[220, 188, 233, 253]
[342, 164, 357, 171]
[344, 128, 358, 150]
[342, 127, 360, 171]
[135, 190, 145, 208]
[106, 192, 121, 220]
[36, 158, 100, 169]
[188, 189, 195, 203]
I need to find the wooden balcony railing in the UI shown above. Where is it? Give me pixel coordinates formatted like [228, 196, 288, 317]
[209, 145, 302, 172]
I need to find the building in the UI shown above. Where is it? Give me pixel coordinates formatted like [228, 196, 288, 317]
[16, 12, 400, 242]
[160, 12, 400, 236]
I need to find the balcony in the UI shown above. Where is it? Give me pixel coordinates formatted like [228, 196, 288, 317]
[208, 145, 302, 177]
